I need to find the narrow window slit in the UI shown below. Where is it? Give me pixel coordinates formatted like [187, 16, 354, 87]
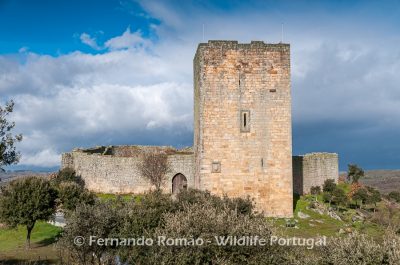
[240, 110, 250, 132]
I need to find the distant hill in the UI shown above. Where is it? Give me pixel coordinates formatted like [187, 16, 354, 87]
[0, 170, 52, 186]
[340, 170, 400, 194]
[359, 170, 400, 194]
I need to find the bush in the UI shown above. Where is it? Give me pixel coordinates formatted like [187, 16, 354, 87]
[322, 192, 333, 204]
[51, 168, 84, 187]
[59, 201, 122, 264]
[58, 188, 400, 265]
[135, 200, 298, 265]
[176, 189, 253, 216]
[317, 231, 400, 265]
[331, 188, 348, 207]
[322, 179, 336, 193]
[352, 188, 369, 209]
[389, 191, 400, 203]
[365, 186, 381, 209]
[310, 186, 321, 195]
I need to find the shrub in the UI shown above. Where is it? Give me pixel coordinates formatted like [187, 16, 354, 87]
[369, 201, 400, 229]
[322, 179, 336, 193]
[331, 188, 348, 207]
[59, 201, 122, 264]
[51, 168, 84, 187]
[365, 186, 381, 210]
[140, 200, 299, 265]
[310, 186, 321, 197]
[389, 191, 400, 203]
[322, 192, 333, 204]
[352, 188, 369, 209]
[317, 231, 400, 265]
[176, 189, 253, 216]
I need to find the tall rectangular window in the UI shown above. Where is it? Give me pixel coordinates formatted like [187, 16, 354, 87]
[240, 110, 250, 132]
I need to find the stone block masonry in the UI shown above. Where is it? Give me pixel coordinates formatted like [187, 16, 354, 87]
[194, 41, 293, 217]
[62, 146, 194, 194]
[293, 153, 339, 195]
[61, 40, 339, 218]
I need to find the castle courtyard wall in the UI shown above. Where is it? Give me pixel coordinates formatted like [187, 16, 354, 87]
[62, 147, 194, 194]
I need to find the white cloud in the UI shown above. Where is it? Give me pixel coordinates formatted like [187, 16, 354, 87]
[104, 27, 151, 50]
[3, 33, 193, 167]
[20, 148, 60, 167]
[80, 28, 151, 51]
[18, 46, 29, 53]
[80, 33, 101, 50]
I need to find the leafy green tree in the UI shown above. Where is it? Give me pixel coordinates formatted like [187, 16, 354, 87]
[388, 191, 400, 203]
[323, 192, 333, 206]
[323, 179, 336, 193]
[348, 164, 364, 184]
[352, 188, 369, 209]
[0, 177, 57, 248]
[366, 186, 381, 211]
[331, 188, 348, 207]
[51, 168, 84, 187]
[57, 182, 96, 211]
[0, 100, 23, 171]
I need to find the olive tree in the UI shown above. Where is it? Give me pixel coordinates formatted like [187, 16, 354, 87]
[348, 164, 364, 184]
[57, 182, 96, 211]
[0, 177, 57, 248]
[0, 100, 23, 171]
[322, 179, 336, 193]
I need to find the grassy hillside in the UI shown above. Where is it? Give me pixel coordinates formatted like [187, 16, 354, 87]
[272, 179, 390, 239]
[272, 194, 383, 238]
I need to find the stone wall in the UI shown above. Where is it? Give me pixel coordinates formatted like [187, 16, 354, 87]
[293, 153, 339, 195]
[194, 41, 293, 217]
[61, 146, 194, 194]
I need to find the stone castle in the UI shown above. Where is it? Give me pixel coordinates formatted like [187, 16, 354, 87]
[62, 41, 339, 217]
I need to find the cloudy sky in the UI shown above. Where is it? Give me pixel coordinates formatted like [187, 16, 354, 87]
[1, 0, 399, 171]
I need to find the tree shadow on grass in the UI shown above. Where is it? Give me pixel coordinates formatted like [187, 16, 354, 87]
[35, 232, 61, 248]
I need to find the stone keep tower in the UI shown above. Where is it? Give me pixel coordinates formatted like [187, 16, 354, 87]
[194, 41, 293, 217]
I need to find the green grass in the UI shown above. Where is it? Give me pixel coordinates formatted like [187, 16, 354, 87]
[0, 221, 62, 252]
[337, 182, 351, 194]
[96, 193, 141, 202]
[272, 196, 344, 237]
[271, 194, 384, 238]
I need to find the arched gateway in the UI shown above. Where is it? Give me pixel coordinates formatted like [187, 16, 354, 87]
[172, 173, 187, 194]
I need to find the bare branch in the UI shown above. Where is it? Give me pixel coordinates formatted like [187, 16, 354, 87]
[137, 150, 171, 191]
